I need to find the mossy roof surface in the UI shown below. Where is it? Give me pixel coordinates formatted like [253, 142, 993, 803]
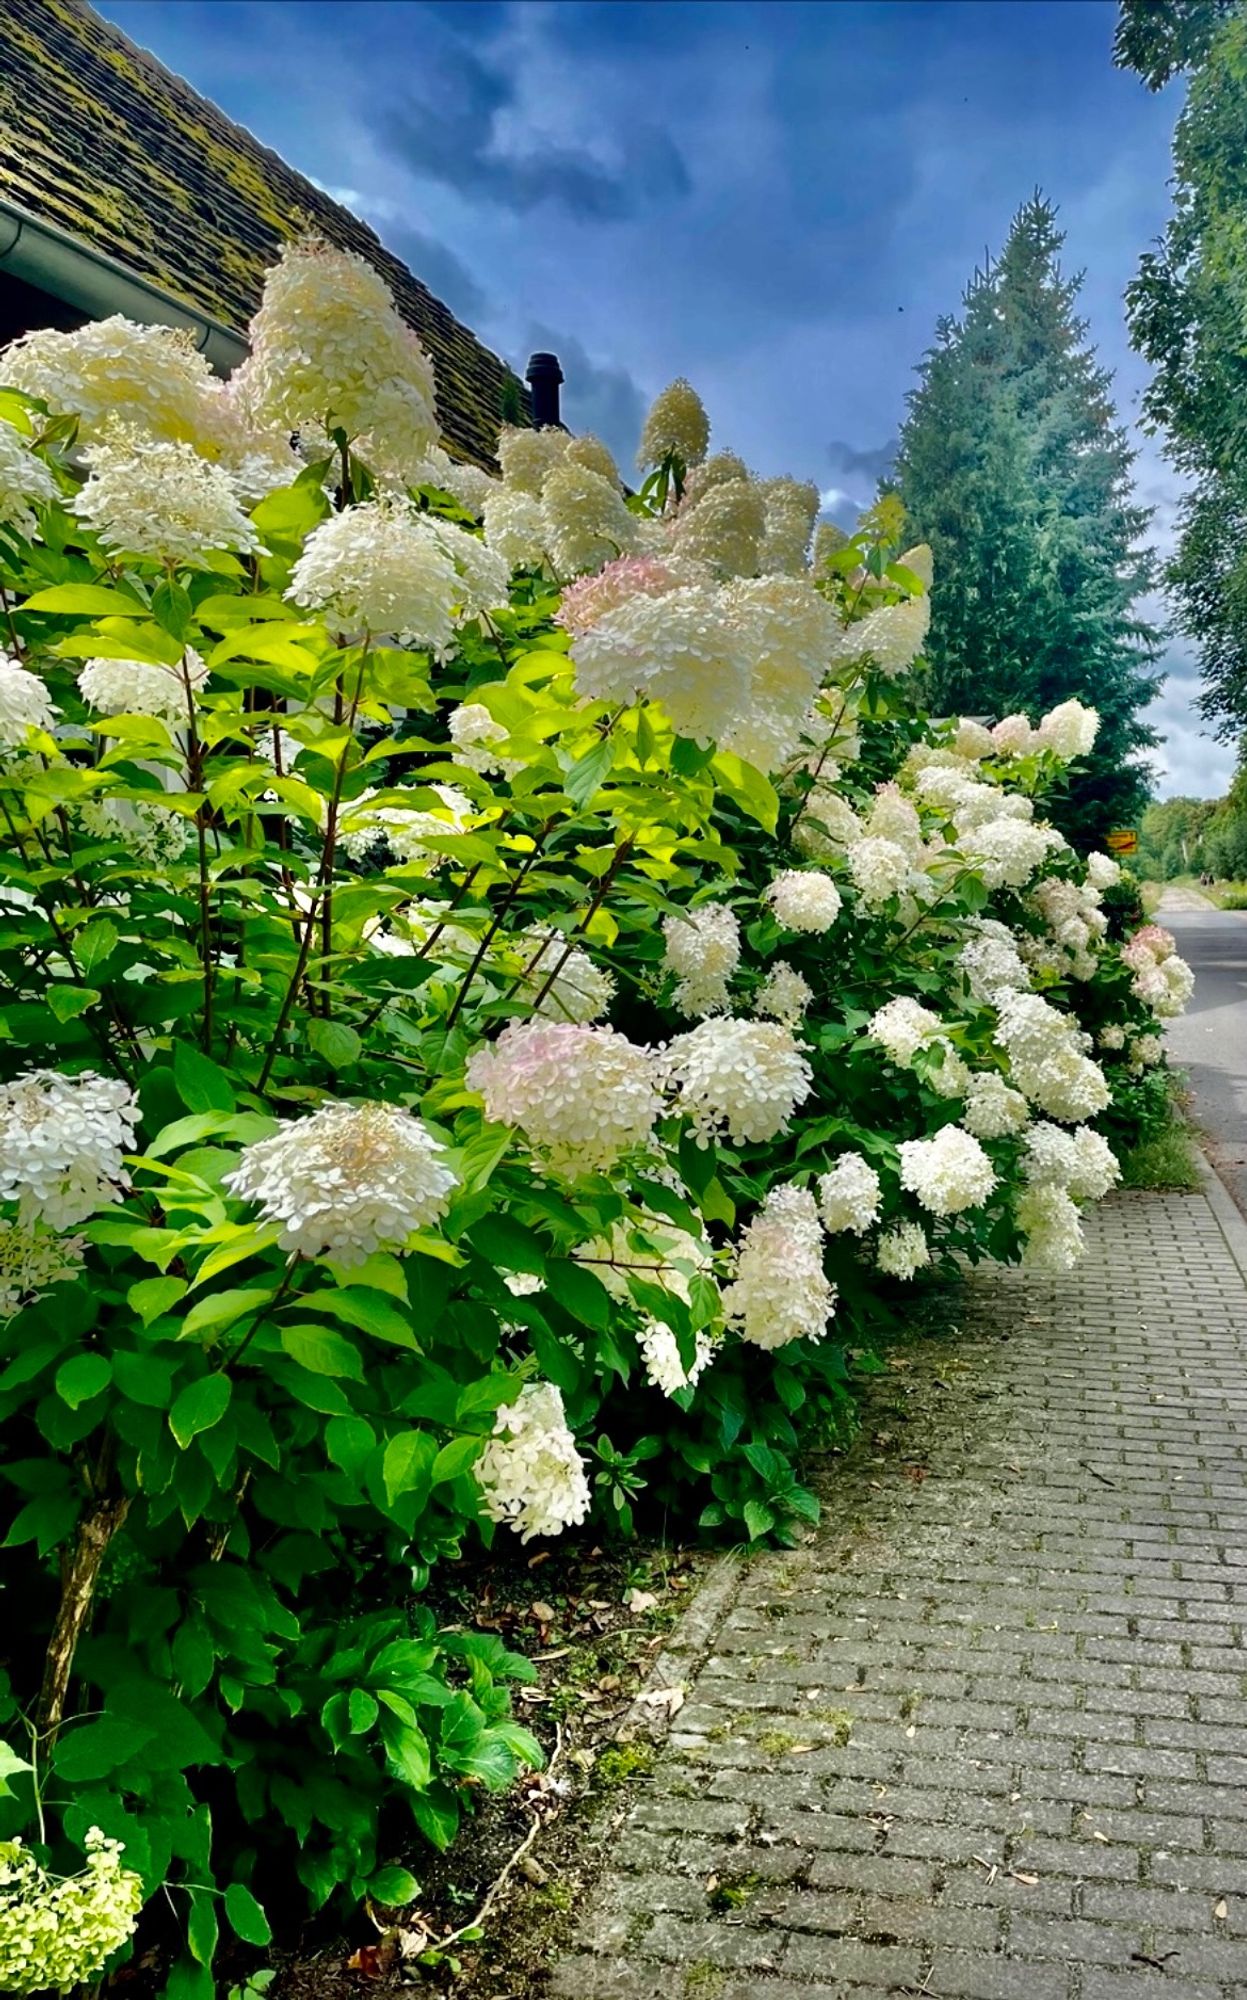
[0, 0, 526, 468]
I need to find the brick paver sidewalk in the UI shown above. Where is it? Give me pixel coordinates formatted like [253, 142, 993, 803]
[553, 1172, 1247, 2000]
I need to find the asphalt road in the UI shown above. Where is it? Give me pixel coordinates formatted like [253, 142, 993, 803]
[1159, 894, 1247, 1217]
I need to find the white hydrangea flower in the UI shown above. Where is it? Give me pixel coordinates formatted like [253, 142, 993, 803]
[234, 237, 437, 480]
[1131, 1033, 1165, 1069]
[0, 417, 59, 536]
[432, 519, 512, 621]
[2, 314, 216, 445]
[840, 593, 931, 676]
[468, 1021, 662, 1174]
[512, 928, 616, 1024]
[336, 782, 473, 866]
[638, 1319, 716, 1397]
[1023, 1121, 1120, 1201]
[993, 992, 1111, 1121]
[867, 996, 943, 1067]
[757, 476, 819, 575]
[224, 1100, 458, 1264]
[662, 903, 741, 1017]
[77, 795, 191, 865]
[719, 575, 843, 771]
[73, 428, 263, 564]
[0, 1220, 85, 1318]
[1098, 1023, 1127, 1051]
[0, 654, 58, 747]
[637, 378, 710, 469]
[723, 1183, 835, 1351]
[664, 1018, 812, 1146]
[0, 1827, 144, 1997]
[911, 765, 978, 816]
[570, 582, 752, 744]
[482, 486, 548, 569]
[960, 818, 1065, 890]
[78, 649, 208, 726]
[899, 1126, 996, 1215]
[1086, 851, 1121, 891]
[475, 1381, 591, 1542]
[992, 713, 1037, 756]
[565, 432, 622, 486]
[866, 783, 923, 856]
[876, 1221, 931, 1281]
[1016, 1183, 1085, 1270]
[793, 782, 863, 860]
[818, 1153, 882, 1235]
[958, 921, 1031, 1006]
[540, 459, 638, 576]
[672, 479, 766, 578]
[962, 1071, 1030, 1139]
[1036, 699, 1099, 760]
[847, 836, 912, 907]
[0, 1069, 137, 1229]
[951, 718, 995, 760]
[287, 500, 460, 651]
[951, 782, 1034, 835]
[754, 961, 813, 1027]
[446, 702, 512, 776]
[498, 424, 571, 495]
[765, 869, 842, 933]
[412, 443, 496, 515]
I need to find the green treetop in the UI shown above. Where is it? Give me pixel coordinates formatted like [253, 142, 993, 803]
[893, 194, 1162, 844]
[1119, 0, 1247, 738]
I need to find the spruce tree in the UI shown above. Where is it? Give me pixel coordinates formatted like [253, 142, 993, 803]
[893, 196, 1162, 845]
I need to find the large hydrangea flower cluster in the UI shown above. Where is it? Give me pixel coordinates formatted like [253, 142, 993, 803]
[723, 1183, 836, 1350]
[475, 1382, 592, 1542]
[224, 1101, 459, 1264]
[467, 1022, 664, 1173]
[1121, 925, 1195, 1019]
[0, 1829, 143, 1997]
[0, 1071, 137, 1229]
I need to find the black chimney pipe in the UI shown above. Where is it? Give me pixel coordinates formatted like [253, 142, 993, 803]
[526, 351, 564, 429]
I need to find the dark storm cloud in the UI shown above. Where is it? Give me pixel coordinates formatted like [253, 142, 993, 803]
[378, 36, 688, 219]
[826, 438, 899, 485]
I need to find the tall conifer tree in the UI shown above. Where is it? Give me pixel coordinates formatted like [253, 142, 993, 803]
[893, 196, 1162, 843]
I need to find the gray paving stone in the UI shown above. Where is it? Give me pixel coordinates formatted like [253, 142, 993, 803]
[552, 1183, 1247, 1999]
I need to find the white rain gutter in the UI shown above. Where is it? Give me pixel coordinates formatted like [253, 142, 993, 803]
[0, 194, 248, 374]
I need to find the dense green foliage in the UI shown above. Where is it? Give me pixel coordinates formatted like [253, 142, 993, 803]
[893, 196, 1162, 842]
[0, 259, 1188, 1997]
[1121, 0, 1247, 734]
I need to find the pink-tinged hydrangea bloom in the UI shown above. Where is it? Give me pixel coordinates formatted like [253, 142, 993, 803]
[467, 1021, 663, 1174]
[723, 1184, 835, 1351]
[556, 555, 702, 637]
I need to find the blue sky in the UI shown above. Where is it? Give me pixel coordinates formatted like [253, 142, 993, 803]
[98, 0, 1232, 799]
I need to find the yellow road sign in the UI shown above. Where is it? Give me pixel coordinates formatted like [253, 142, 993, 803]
[1105, 829, 1138, 855]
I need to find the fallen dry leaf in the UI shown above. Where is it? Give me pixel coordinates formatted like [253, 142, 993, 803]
[1010, 1870, 1039, 1886]
[637, 1683, 685, 1716]
[627, 1588, 659, 1613]
[530, 1601, 556, 1623]
[1215, 1898, 1229, 1920]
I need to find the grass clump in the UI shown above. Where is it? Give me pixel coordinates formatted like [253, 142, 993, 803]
[1119, 1118, 1202, 1192]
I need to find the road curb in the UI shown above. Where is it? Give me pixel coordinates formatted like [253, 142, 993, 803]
[1194, 1143, 1247, 1287]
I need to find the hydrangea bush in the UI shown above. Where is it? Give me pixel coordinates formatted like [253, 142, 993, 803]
[0, 239, 1189, 1991]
